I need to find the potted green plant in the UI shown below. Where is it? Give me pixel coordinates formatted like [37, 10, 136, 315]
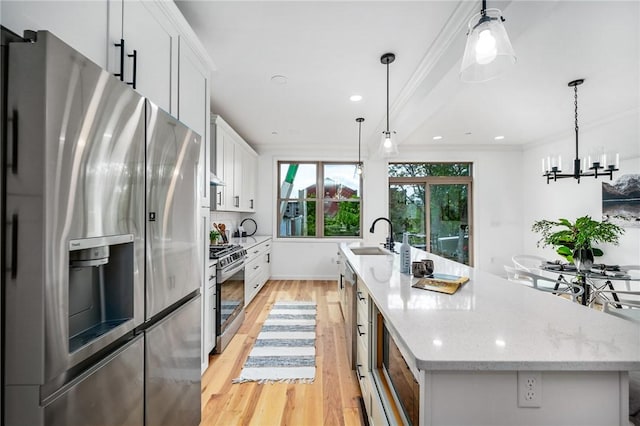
[210, 229, 221, 245]
[531, 215, 625, 271]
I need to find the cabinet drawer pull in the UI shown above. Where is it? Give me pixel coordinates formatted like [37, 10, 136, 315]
[357, 291, 365, 302]
[253, 265, 259, 270]
[357, 324, 365, 337]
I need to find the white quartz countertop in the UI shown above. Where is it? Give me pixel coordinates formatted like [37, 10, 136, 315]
[228, 235, 272, 249]
[340, 242, 640, 372]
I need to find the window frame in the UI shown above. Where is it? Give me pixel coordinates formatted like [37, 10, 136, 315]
[277, 160, 363, 239]
[388, 162, 474, 265]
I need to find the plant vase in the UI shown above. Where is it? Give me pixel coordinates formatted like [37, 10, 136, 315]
[572, 248, 594, 272]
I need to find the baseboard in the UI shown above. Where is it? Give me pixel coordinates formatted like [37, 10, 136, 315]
[269, 275, 337, 281]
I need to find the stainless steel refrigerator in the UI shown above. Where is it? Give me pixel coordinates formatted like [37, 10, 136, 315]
[2, 30, 201, 426]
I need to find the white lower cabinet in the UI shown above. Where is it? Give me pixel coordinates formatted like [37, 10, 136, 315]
[244, 238, 272, 306]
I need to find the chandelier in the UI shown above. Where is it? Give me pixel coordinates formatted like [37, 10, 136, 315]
[543, 79, 619, 184]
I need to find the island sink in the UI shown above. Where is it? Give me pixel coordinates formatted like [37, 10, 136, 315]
[350, 246, 392, 256]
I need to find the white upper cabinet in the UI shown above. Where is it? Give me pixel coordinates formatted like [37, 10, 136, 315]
[2, 1, 109, 68]
[241, 147, 257, 212]
[211, 115, 258, 213]
[178, 38, 211, 208]
[108, 0, 176, 114]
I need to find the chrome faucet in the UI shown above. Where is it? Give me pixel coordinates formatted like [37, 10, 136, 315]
[369, 217, 394, 252]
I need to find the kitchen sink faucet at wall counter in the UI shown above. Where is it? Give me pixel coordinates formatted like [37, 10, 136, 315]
[339, 242, 640, 425]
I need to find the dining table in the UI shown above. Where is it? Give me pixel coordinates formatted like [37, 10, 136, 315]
[541, 262, 639, 307]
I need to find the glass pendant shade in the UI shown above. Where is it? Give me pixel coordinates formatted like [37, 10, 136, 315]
[378, 130, 398, 157]
[460, 8, 516, 83]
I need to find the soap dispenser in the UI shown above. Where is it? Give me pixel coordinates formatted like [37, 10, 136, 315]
[400, 232, 410, 274]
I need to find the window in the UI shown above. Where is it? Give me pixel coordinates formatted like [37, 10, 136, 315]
[389, 163, 473, 265]
[278, 162, 362, 238]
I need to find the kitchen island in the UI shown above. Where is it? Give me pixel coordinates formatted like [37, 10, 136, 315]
[340, 243, 640, 426]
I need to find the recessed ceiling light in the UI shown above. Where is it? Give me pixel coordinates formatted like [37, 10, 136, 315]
[433, 136, 443, 140]
[494, 135, 505, 140]
[270, 75, 287, 85]
[465, 132, 472, 135]
[349, 94, 363, 102]
[271, 131, 278, 135]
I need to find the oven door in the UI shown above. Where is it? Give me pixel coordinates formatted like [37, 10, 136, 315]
[216, 260, 245, 336]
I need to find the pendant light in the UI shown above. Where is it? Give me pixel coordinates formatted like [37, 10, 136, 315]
[379, 53, 398, 157]
[356, 117, 364, 175]
[460, 0, 516, 83]
[542, 79, 619, 184]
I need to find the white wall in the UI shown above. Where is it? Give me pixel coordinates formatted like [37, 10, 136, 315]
[251, 145, 524, 280]
[521, 110, 640, 267]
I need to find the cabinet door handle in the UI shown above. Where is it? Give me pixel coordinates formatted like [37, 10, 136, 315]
[357, 291, 365, 302]
[127, 50, 137, 89]
[357, 324, 365, 336]
[114, 39, 125, 81]
[217, 191, 222, 205]
[355, 364, 365, 380]
[10, 214, 18, 279]
[266, 253, 270, 264]
[234, 196, 240, 208]
[250, 199, 254, 209]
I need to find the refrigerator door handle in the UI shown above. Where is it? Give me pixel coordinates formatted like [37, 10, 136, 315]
[114, 39, 125, 81]
[127, 50, 137, 89]
[10, 213, 18, 279]
[7, 109, 18, 174]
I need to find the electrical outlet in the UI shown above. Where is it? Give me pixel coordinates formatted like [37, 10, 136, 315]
[517, 371, 542, 407]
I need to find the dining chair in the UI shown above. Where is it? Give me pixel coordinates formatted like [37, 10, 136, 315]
[591, 265, 640, 307]
[601, 292, 640, 323]
[504, 265, 584, 302]
[512, 255, 547, 274]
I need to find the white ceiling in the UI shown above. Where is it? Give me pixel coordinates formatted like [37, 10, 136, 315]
[175, 1, 639, 155]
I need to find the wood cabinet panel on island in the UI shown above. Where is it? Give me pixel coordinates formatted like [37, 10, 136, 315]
[211, 115, 258, 213]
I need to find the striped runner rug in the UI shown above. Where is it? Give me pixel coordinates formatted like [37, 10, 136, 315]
[232, 301, 316, 384]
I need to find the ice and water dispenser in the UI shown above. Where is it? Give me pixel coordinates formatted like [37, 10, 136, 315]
[68, 234, 135, 353]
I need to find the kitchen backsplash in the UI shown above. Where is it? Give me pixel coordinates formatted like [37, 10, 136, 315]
[210, 211, 254, 238]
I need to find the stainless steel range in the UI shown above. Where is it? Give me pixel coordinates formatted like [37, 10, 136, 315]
[210, 244, 247, 352]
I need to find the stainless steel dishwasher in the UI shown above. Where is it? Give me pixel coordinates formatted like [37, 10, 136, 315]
[343, 261, 357, 370]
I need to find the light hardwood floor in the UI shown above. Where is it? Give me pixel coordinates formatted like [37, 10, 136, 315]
[200, 280, 363, 426]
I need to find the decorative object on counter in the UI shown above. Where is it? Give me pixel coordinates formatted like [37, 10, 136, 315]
[209, 229, 220, 244]
[421, 259, 435, 276]
[213, 223, 228, 243]
[400, 232, 411, 274]
[355, 117, 364, 176]
[378, 53, 398, 158]
[460, 0, 516, 83]
[240, 217, 257, 236]
[602, 174, 640, 228]
[232, 226, 246, 238]
[412, 261, 426, 278]
[412, 274, 469, 295]
[531, 216, 625, 270]
[233, 301, 316, 384]
[542, 79, 619, 184]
